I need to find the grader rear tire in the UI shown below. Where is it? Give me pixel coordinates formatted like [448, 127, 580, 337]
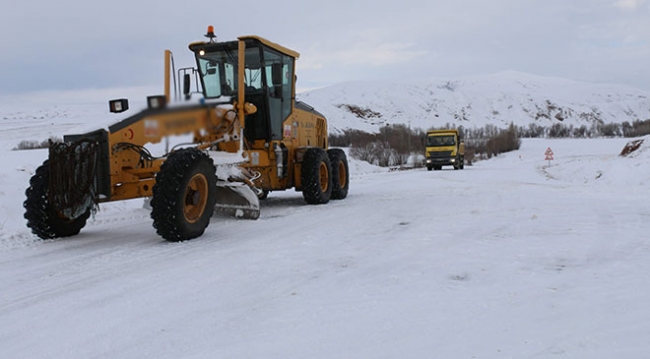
[301, 148, 332, 204]
[23, 161, 90, 239]
[151, 148, 217, 242]
[327, 149, 349, 200]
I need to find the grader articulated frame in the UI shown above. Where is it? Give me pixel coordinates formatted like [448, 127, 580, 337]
[24, 26, 349, 242]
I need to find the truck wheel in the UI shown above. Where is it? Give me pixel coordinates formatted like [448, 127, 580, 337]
[301, 148, 332, 204]
[327, 148, 349, 200]
[151, 148, 217, 242]
[24, 161, 90, 239]
[427, 166, 432, 171]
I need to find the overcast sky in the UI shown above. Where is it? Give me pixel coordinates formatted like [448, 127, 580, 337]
[1, 0, 649, 96]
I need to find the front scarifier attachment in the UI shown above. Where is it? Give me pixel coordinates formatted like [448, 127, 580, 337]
[24, 139, 98, 239]
[48, 140, 99, 219]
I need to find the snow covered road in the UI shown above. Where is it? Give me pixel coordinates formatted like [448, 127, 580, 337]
[1, 137, 649, 358]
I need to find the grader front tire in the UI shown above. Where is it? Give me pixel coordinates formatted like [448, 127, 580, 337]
[151, 148, 217, 242]
[23, 161, 90, 239]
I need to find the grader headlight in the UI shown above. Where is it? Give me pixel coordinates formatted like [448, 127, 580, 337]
[109, 99, 129, 113]
[147, 95, 167, 110]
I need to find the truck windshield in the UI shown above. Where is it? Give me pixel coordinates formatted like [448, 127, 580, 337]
[427, 135, 455, 146]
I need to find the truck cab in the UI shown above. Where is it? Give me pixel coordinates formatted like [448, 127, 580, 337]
[425, 129, 465, 171]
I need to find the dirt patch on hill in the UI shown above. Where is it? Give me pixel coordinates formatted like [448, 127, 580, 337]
[620, 139, 644, 157]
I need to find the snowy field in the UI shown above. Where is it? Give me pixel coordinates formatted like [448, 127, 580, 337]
[1, 105, 650, 358]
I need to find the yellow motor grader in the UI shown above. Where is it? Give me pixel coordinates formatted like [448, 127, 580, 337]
[24, 26, 349, 242]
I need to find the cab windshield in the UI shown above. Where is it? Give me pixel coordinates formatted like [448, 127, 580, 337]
[427, 135, 456, 147]
[197, 52, 237, 98]
[193, 39, 295, 141]
[195, 46, 269, 99]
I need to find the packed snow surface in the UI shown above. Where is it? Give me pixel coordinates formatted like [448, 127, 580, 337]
[1, 96, 650, 358]
[2, 144, 650, 358]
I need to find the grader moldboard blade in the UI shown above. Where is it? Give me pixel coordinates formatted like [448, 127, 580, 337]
[213, 181, 261, 220]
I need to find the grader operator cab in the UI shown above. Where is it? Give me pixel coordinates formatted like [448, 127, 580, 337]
[24, 26, 349, 242]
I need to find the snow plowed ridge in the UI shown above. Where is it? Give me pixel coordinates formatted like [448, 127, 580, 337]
[537, 138, 650, 185]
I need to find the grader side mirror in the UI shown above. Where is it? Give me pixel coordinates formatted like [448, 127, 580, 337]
[271, 63, 283, 86]
[183, 74, 191, 99]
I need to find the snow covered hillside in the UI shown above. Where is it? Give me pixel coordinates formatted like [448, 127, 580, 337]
[298, 71, 650, 134]
[1, 94, 650, 358]
[3, 71, 649, 142]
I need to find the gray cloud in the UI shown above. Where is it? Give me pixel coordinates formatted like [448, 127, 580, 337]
[1, 0, 648, 95]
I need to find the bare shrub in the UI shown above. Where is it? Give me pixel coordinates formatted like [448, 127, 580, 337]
[350, 141, 401, 167]
[622, 119, 650, 138]
[464, 148, 476, 165]
[329, 129, 375, 147]
[341, 124, 426, 167]
[600, 123, 622, 137]
[13, 137, 62, 150]
[345, 123, 522, 167]
[466, 123, 520, 159]
[548, 123, 571, 138]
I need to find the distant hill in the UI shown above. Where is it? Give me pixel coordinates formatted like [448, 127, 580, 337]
[297, 71, 650, 134]
[3, 72, 650, 139]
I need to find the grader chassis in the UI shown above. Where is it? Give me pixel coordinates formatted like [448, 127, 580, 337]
[24, 26, 349, 242]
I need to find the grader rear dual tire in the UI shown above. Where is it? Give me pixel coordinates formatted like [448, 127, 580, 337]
[327, 149, 349, 200]
[151, 148, 217, 242]
[23, 161, 90, 239]
[301, 148, 332, 204]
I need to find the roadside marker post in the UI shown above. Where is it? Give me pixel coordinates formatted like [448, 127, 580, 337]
[545, 147, 554, 166]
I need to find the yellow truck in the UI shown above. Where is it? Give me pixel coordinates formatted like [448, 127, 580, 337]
[425, 129, 465, 171]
